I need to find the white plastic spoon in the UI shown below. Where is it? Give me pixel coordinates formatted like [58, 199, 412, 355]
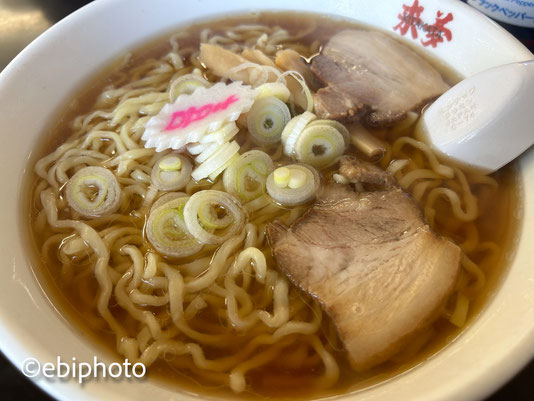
[417, 59, 534, 174]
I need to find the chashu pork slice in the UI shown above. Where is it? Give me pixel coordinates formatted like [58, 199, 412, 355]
[267, 158, 460, 370]
[310, 30, 450, 127]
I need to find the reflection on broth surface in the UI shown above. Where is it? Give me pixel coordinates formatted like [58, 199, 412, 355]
[25, 12, 520, 399]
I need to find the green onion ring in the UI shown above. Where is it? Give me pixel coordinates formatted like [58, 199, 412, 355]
[183, 190, 245, 245]
[146, 196, 203, 258]
[223, 150, 274, 202]
[65, 166, 121, 218]
[247, 96, 291, 146]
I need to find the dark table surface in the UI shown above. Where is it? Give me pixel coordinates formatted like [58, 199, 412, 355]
[0, 0, 533, 400]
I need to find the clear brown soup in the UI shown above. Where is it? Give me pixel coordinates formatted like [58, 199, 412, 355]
[24, 11, 521, 400]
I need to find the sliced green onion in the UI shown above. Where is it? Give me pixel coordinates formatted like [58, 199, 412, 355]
[150, 192, 187, 213]
[192, 141, 240, 181]
[255, 82, 291, 103]
[281, 111, 316, 157]
[159, 156, 182, 171]
[266, 164, 319, 206]
[223, 150, 275, 202]
[244, 194, 271, 214]
[294, 125, 346, 169]
[169, 74, 210, 102]
[65, 166, 121, 218]
[151, 154, 192, 191]
[198, 202, 234, 229]
[199, 122, 239, 145]
[273, 166, 290, 188]
[307, 119, 350, 144]
[247, 96, 291, 146]
[183, 190, 245, 244]
[208, 153, 239, 182]
[277, 70, 314, 112]
[146, 196, 203, 258]
[195, 142, 220, 164]
[187, 142, 210, 156]
[288, 168, 307, 189]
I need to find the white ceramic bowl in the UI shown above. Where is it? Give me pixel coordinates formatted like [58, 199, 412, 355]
[0, 0, 533, 400]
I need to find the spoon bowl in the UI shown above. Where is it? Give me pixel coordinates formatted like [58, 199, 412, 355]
[417, 60, 534, 174]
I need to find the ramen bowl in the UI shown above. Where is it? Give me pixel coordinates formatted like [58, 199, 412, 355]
[0, 0, 533, 400]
